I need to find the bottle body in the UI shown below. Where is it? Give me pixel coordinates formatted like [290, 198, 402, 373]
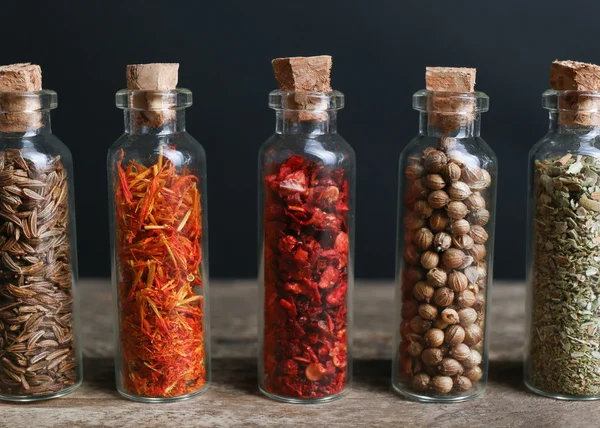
[392, 91, 495, 402]
[0, 92, 82, 401]
[108, 90, 210, 402]
[258, 91, 355, 403]
[525, 90, 600, 400]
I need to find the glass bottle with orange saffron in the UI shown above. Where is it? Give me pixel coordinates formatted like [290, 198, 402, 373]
[107, 63, 210, 402]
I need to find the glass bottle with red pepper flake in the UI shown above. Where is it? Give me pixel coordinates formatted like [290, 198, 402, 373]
[392, 67, 496, 402]
[258, 56, 355, 403]
[107, 64, 210, 402]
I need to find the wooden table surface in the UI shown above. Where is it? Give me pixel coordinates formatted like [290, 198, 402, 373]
[0, 279, 596, 428]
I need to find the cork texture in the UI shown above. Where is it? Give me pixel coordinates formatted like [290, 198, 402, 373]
[550, 60, 600, 91]
[425, 67, 477, 134]
[426, 67, 476, 93]
[126, 63, 179, 128]
[272, 56, 332, 92]
[126, 63, 179, 90]
[272, 56, 333, 122]
[0, 63, 42, 93]
[550, 60, 600, 126]
[0, 63, 43, 133]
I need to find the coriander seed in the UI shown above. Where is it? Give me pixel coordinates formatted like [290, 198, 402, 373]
[464, 366, 483, 383]
[464, 192, 486, 211]
[458, 308, 478, 327]
[442, 163, 461, 183]
[418, 303, 438, 320]
[433, 232, 452, 252]
[451, 343, 471, 361]
[426, 174, 446, 190]
[442, 248, 465, 269]
[449, 219, 471, 236]
[454, 376, 473, 392]
[463, 324, 483, 346]
[410, 316, 432, 334]
[463, 350, 482, 369]
[457, 290, 476, 308]
[421, 251, 440, 269]
[440, 308, 460, 324]
[428, 190, 450, 209]
[445, 325, 465, 345]
[429, 211, 450, 232]
[448, 271, 468, 292]
[422, 348, 444, 366]
[446, 201, 469, 219]
[414, 228, 434, 251]
[424, 328, 445, 348]
[426, 268, 447, 287]
[438, 358, 463, 376]
[412, 373, 431, 392]
[432, 376, 453, 394]
[433, 287, 455, 307]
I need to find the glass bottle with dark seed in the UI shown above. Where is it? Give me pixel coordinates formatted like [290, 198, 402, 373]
[0, 63, 82, 402]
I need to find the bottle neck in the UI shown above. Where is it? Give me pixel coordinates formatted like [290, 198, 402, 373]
[125, 109, 186, 135]
[549, 112, 600, 135]
[275, 111, 338, 135]
[0, 111, 51, 136]
[419, 112, 480, 138]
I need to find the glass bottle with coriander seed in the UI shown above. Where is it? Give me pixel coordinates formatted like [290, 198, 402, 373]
[108, 84, 210, 402]
[392, 88, 496, 402]
[525, 87, 600, 400]
[0, 89, 82, 401]
[258, 89, 355, 404]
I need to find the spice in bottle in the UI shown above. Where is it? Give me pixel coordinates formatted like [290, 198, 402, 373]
[527, 60, 600, 397]
[112, 64, 206, 399]
[261, 56, 351, 401]
[0, 64, 79, 399]
[394, 67, 493, 400]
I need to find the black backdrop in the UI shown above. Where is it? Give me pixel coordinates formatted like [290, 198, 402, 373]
[2, 0, 598, 279]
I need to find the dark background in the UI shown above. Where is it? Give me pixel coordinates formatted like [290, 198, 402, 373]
[2, 0, 597, 279]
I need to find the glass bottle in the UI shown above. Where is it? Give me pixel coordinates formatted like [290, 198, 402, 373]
[392, 90, 496, 402]
[0, 90, 82, 401]
[525, 90, 600, 400]
[108, 88, 210, 402]
[258, 91, 355, 403]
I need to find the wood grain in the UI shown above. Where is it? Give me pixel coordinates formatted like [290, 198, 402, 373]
[0, 280, 595, 428]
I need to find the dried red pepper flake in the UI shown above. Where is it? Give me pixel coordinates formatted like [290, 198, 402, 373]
[115, 148, 206, 398]
[263, 155, 350, 399]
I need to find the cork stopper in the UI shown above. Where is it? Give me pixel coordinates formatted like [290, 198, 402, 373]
[272, 56, 333, 122]
[0, 63, 43, 133]
[272, 56, 332, 92]
[126, 63, 179, 91]
[550, 60, 600, 91]
[550, 60, 600, 126]
[126, 63, 179, 128]
[426, 67, 476, 93]
[425, 67, 477, 134]
[0, 63, 42, 92]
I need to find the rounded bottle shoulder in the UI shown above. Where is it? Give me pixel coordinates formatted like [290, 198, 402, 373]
[400, 135, 496, 169]
[260, 133, 354, 168]
[530, 131, 600, 161]
[0, 132, 73, 170]
[108, 131, 206, 170]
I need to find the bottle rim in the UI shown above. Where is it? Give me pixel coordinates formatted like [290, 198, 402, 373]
[116, 88, 192, 111]
[413, 90, 489, 114]
[542, 89, 600, 112]
[269, 90, 344, 112]
[0, 90, 57, 113]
